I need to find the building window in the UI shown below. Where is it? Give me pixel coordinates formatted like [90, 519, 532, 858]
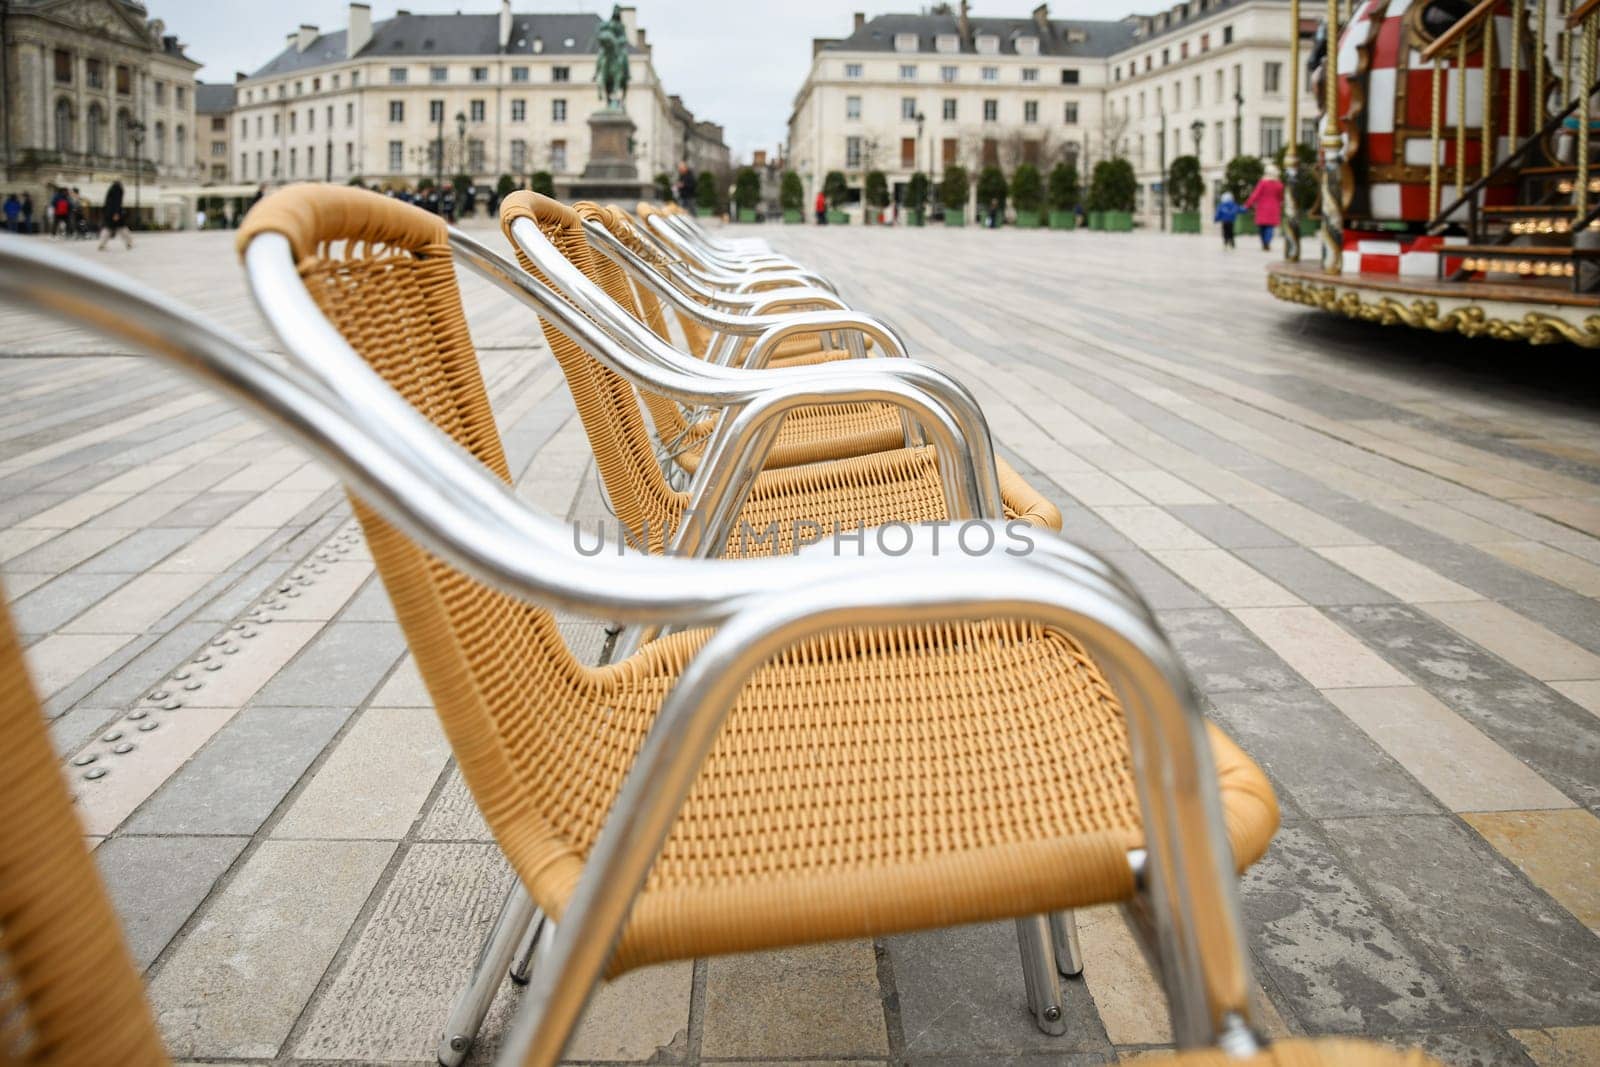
[894, 32, 919, 51]
[257, 150, 264, 175]
[289, 111, 297, 134]
[1022, 68, 1039, 82]
[981, 66, 998, 82]
[470, 99, 485, 122]
[1214, 120, 1225, 160]
[471, 66, 489, 82]
[289, 147, 297, 176]
[430, 65, 447, 83]
[1161, 48, 1169, 67]
[271, 148, 279, 176]
[942, 137, 957, 165]
[899, 64, 917, 80]
[430, 99, 444, 123]
[901, 97, 917, 120]
[116, 65, 130, 94]
[511, 138, 527, 170]
[1181, 42, 1189, 59]
[1223, 25, 1233, 44]
[551, 98, 565, 122]
[1061, 68, 1079, 85]
[351, 71, 360, 86]
[940, 65, 957, 82]
[936, 33, 959, 53]
[388, 140, 403, 171]
[511, 66, 529, 82]
[389, 100, 404, 122]
[346, 102, 354, 125]
[307, 108, 315, 131]
[1064, 101, 1079, 124]
[86, 58, 103, 89]
[1260, 117, 1285, 156]
[114, 108, 131, 156]
[307, 144, 315, 174]
[1201, 32, 1211, 51]
[845, 63, 863, 78]
[981, 137, 998, 166]
[154, 82, 167, 105]
[53, 49, 72, 84]
[846, 95, 861, 120]
[54, 99, 74, 151]
[553, 66, 571, 82]
[942, 98, 957, 121]
[314, 76, 323, 91]
[468, 138, 485, 171]
[1024, 100, 1038, 124]
[982, 99, 997, 122]
[332, 74, 340, 89]
[901, 137, 915, 168]
[85, 104, 104, 154]
[1264, 62, 1283, 94]
[550, 139, 567, 170]
[239, 117, 247, 138]
[976, 33, 999, 54]
[327, 104, 334, 127]
[389, 67, 408, 84]
[346, 142, 353, 170]
[240, 150, 248, 176]
[1300, 117, 1318, 147]
[1017, 35, 1040, 56]
[845, 135, 862, 168]
[294, 80, 303, 95]
[511, 99, 526, 122]
[1174, 82, 1182, 109]
[1215, 69, 1224, 101]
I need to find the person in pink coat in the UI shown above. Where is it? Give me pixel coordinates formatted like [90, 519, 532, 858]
[1243, 170, 1285, 251]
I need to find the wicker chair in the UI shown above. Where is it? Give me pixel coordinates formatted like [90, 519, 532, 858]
[0, 237, 1447, 1067]
[0, 588, 168, 1067]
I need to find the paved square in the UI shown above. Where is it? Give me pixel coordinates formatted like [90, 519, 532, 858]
[3, 220, 1598, 1065]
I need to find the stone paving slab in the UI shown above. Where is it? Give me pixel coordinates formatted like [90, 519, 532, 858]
[2, 223, 1597, 1064]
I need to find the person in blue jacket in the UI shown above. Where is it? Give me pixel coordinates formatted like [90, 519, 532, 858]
[1214, 191, 1240, 249]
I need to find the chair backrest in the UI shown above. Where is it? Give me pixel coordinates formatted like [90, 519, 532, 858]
[635, 201, 717, 356]
[0, 585, 168, 1066]
[498, 191, 686, 552]
[236, 185, 611, 900]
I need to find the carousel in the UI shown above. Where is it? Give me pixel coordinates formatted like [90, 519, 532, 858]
[1266, 0, 1600, 346]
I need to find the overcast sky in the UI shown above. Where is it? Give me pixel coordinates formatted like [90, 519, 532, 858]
[151, 1, 1149, 158]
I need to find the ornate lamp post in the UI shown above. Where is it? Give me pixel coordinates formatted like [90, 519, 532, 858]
[1284, 0, 1303, 262]
[455, 110, 468, 217]
[1190, 118, 1203, 158]
[129, 119, 146, 230]
[915, 110, 927, 213]
[1233, 90, 1244, 157]
[433, 107, 445, 202]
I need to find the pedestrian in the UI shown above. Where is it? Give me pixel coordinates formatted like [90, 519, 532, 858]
[51, 188, 70, 237]
[3, 194, 19, 234]
[97, 180, 133, 251]
[1075, 202, 1087, 228]
[986, 198, 999, 228]
[814, 188, 827, 225]
[1243, 168, 1285, 251]
[1213, 191, 1240, 250]
[675, 161, 697, 212]
[195, 207, 207, 230]
[69, 188, 86, 238]
[20, 192, 33, 234]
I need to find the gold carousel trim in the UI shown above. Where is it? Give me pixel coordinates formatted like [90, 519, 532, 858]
[1265, 271, 1600, 346]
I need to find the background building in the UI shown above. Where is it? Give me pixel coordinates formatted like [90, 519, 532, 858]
[232, 2, 725, 194]
[0, 0, 200, 220]
[195, 81, 234, 184]
[788, 0, 1316, 224]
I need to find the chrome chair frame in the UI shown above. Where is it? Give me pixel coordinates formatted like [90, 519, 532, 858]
[647, 212, 809, 276]
[624, 213, 840, 297]
[0, 236, 1261, 1066]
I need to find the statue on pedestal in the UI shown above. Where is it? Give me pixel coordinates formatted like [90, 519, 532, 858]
[594, 6, 630, 109]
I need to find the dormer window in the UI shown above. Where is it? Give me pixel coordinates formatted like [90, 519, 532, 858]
[975, 33, 999, 55]
[894, 32, 919, 52]
[936, 33, 959, 53]
[1016, 35, 1040, 56]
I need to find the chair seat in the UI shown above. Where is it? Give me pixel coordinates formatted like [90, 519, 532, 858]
[674, 399, 909, 473]
[728, 449, 1062, 556]
[512, 621, 1277, 975]
[1153, 1038, 1444, 1066]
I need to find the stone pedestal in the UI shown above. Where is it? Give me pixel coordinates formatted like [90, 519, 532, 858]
[558, 107, 651, 206]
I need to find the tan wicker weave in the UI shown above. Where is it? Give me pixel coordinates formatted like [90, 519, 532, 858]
[0, 588, 168, 1067]
[497, 191, 1062, 548]
[236, 186, 1277, 977]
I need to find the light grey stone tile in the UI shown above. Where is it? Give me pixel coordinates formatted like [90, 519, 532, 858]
[702, 940, 892, 1059]
[1099, 550, 1210, 610]
[96, 835, 249, 969]
[252, 620, 405, 707]
[418, 765, 492, 841]
[12, 570, 133, 633]
[1234, 546, 1397, 606]
[1156, 608, 1303, 693]
[74, 526, 201, 573]
[1166, 504, 1295, 549]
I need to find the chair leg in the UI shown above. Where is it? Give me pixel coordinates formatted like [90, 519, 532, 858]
[509, 909, 547, 985]
[1049, 910, 1084, 977]
[437, 882, 539, 1067]
[1015, 915, 1068, 1036]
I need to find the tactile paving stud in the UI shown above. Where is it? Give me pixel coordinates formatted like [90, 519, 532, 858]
[149, 689, 169, 701]
[162, 700, 182, 710]
[126, 709, 147, 721]
[84, 767, 107, 781]
[173, 669, 192, 680]
[101, 730, 123, 743]
[71, 753, 96, 767]
[112, 743, 134, 755]
[137, 721, 159, 733]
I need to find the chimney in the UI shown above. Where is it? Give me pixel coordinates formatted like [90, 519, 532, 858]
[958, 0, 970, 43]
[295, 23, 318, 52]
[498, 0, 511, 50]
[636, 27, 648, 48]
[618, 6, 638, 42]
[348, 3, 372, 57]
[853, 11, 866, 31]
[1032, 3, 1049, 34]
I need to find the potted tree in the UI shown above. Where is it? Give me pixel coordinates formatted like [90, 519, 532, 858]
[695, 171, 719, 218]
[734, 166, 761, 223]
[1047, 162, 1079, 229]
[941, 165, 969, 226]
[780, 170, 804, 223]
[495, 173, 517, 204]
[1167, 155, 1203, 233]
[864, 169, 889, 225]
[653, 172, 673, 202]
[529, 171, 555, 197]
[906, 171, 929, 226]
[1223, 155, 1264, 235]
[823, 170, 850, 225]
[1275, 143, 1319, 235]
[976, 165, 1007, 227]
[1011, 163, 1043, 228]
[1090, 158, 1137, 231]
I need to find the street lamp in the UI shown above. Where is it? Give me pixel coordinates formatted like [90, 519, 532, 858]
[326, 133, 333, 183]
[455, 111, 467, 216]
[433, 107, 445, 204]
[1190, 118, 1204, 158]
[129, 119, 146, 230]
[1233, 90, 1245, 157]
[1158, 108, 1167, 231]
[915, 110, 927, 215]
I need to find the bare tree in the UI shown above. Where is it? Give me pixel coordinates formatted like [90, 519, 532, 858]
[1098, 110, 1130, 161]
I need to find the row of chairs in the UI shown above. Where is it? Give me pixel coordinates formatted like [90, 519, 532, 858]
[0, 189, 1439, 1067]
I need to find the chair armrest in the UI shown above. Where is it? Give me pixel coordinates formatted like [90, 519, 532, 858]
[742, 311, 911, 368]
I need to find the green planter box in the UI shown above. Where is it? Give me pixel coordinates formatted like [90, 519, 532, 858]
[907, 209, 924, 227]
[737, 208, 758, 223]
[1048, 210, 1077, 230]
[695, 207, 715, 218]
[944, 208, 965, 227]
[1014, 209, 1041, 228]
[1235, 213, 1258, 235]
[826, 210, 849, 225]
[783, 209, 803, 224]
[1088, 211, 1105, 230]
[1171, 211, 1201, 234]
[1297, 216, 1319, 236]
[1103, 211, 1133, 232]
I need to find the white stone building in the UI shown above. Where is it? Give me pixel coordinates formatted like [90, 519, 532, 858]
[231, 2, 722, 193]
[787, 0, 1318, 224]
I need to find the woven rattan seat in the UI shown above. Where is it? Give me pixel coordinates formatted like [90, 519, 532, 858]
[496, 192, 1060, 542]
[235, 186, 1275, 978]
